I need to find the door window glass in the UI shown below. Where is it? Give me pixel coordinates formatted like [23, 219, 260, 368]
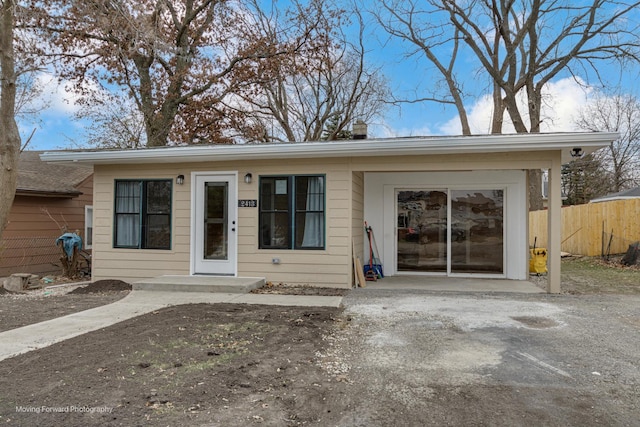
[204, 182, 228, 260]
[397, 190, 448, 272]
[450, 190, 504, 274]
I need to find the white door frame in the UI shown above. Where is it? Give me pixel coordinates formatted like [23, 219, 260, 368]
[393, 186, 507, 278]
[365, 171, 527, 280]
[190, 171, 238, 276]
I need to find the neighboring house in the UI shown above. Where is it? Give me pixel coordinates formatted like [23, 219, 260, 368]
[41, 132, 617, 293]
[541, 172, 568, 208]
[0, 151, 93, 277]
[589, 186, 640, 203]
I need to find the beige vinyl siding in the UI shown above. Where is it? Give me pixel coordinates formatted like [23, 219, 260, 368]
[351, 151, 557, 171]
[236, 159, 352, 288]
[92, 164, 191, 282]
[351, 171, 365, 286]
[92, 159, 353, 287]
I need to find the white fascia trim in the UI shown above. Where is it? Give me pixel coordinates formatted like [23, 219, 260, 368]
[40, 132, 619, 165]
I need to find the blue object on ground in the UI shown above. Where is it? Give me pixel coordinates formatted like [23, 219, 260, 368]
[55, 233, 83, 258]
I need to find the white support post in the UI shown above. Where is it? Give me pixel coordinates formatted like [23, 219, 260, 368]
[547, 154, 562, 293]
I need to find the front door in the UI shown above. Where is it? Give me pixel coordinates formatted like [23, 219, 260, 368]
[193, 173, 237, 275]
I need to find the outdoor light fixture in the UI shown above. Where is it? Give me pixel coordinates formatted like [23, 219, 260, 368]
[176, 174, 185, 185]
[571, 147, 584, 158]
[244, 173, 253, 184]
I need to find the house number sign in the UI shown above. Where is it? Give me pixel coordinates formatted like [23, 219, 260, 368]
[238, 199, 258, 208]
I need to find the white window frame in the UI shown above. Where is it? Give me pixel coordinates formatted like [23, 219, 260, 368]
[85, 205, 93, 250]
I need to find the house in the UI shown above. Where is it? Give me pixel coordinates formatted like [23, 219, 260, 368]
[589, 186, 640, 203]
[40, 132, 617, 293]
[0, 151, 93, 277]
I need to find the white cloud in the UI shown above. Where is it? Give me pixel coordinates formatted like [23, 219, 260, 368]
[32, 72, 83, 116]
[438, 95, 495, 135]
[17, 71, 116, 149]
[24, 71, 111, 118]
[438, 77, 592, 135]
[538, 78, 592, 132]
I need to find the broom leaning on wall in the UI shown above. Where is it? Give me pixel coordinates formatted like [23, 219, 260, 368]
[364, 221, 384, 280]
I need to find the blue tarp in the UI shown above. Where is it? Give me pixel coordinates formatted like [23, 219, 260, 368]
[55, 233, 83, 258]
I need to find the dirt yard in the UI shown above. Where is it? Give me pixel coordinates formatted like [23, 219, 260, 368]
[0, 259, 638, 426]
[0, 303, 347, 426]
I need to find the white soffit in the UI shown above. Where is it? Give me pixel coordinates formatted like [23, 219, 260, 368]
[40, 132, 619, 165]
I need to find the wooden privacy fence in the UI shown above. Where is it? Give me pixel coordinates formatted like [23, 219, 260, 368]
[529, 199, 640, 256]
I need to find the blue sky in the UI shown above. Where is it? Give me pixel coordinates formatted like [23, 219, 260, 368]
[24, 66, 615, 151]
[18, 3, 640, 151]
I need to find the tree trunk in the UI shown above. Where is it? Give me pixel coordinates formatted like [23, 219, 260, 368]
[526, 83, 544, 210]
[528, 169, 544, 211]
[490, 81, 504, 134]
[0, 0, 21, 238]
[59, 244, 80, 278]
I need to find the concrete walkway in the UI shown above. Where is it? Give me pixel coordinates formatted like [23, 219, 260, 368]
[0, 290, 343, 362]
[363, 276, 545, 293]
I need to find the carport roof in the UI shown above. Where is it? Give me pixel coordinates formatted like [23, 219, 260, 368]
[40, 132, 618, 165]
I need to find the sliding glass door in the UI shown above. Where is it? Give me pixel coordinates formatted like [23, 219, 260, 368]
[450, 190, 504, 274]
[397, 190, 448, 272]
[396, 189, 504, 275]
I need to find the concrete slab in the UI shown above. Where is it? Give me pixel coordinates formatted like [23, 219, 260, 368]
[361, 276, 544, 294]
[133, 275, 265, 293]
[0, 290, 342, 362]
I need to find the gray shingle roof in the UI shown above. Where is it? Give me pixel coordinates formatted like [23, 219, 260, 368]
[17, 151, 93, 196]
[590, 186, 640, 202]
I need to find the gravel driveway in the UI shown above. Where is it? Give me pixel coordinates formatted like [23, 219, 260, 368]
[326, 290, 640, 426]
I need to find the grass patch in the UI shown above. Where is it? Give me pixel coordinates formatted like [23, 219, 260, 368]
[561, 257, 640, 294]
[123, 320, 277, 386]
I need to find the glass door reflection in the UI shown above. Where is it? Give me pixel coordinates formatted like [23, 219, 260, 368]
[450, 190, 504, 274]
[397, 190, 448, 272]
[204, 182, 228, 260]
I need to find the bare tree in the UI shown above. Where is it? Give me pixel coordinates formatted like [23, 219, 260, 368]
[0, 0, 21, 237]
[14, 70, 45, 119]
[574, 92, 640, 193]
[228, 6, 389, 142]
[374, 0, 640, 210]
[25, 0, 325, 147]
[75, 90, 147, 149]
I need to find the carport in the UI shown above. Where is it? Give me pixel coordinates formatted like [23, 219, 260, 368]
[351, 132, 618, 293]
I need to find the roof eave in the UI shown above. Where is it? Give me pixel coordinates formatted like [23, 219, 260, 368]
[15, 189, 82, 198]
[40, 132, 619, 165]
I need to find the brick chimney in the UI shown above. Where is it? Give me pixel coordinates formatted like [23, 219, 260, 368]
[352, 120, 367, 139]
